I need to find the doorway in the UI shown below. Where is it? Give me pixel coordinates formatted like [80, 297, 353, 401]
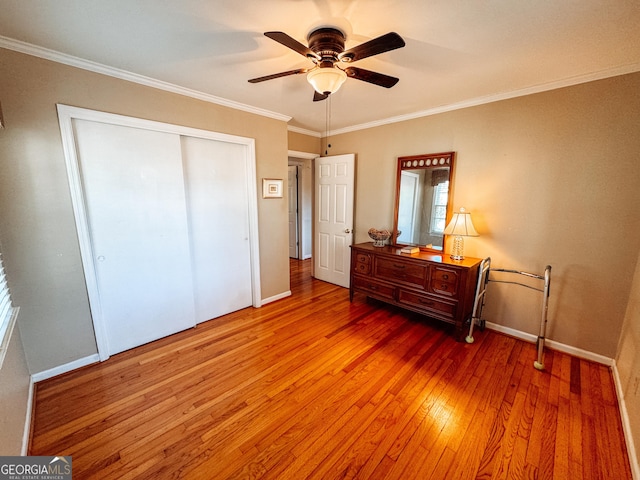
[288, 165, 299, 259]
[288, 153, 314, 261]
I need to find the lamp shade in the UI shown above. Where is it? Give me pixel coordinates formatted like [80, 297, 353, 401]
[443, 207, 479, 237]
[307, 67, 347, 95]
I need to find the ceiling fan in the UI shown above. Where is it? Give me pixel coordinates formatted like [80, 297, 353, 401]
[248, 27, 405, 101]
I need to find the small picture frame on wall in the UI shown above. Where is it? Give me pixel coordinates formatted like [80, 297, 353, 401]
[262, 178, 283, 198]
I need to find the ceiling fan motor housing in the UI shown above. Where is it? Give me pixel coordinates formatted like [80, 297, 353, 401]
[307, 28, 346, 64]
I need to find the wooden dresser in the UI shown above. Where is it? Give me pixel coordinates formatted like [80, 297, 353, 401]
[349, 242, 482, 340]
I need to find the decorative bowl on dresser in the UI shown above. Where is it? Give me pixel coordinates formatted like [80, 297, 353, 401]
[349, 242, 482, 340]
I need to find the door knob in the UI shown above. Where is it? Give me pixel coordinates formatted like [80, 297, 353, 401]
[345, 228, 351, 234]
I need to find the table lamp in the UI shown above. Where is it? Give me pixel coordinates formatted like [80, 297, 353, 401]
[443, 207, 479, 260]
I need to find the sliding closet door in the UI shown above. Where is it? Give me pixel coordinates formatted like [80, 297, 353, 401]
[73, 119, 196, 355]
[181, 136, 252, 322]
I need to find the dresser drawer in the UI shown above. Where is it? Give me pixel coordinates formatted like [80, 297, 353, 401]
[375, 257, 428, 290]
[397, 289, 457, 320]
[353, 253, 372, 275]
[352, 276, 395, 301]
[429, 266, 459, 296]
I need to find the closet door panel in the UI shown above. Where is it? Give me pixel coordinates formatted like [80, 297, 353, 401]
[181, 136, 252, 323]
[74, 119, 196, 355]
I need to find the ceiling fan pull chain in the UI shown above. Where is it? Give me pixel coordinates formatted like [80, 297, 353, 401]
[325, 95, 329, 155]
[325, 94, 334, 156]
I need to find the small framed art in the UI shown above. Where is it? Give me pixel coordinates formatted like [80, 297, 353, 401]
[262, 178, 283, 198]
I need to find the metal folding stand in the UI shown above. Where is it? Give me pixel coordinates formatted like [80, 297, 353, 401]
[466, 257, 552, 370]
[466, 257, 492, 344]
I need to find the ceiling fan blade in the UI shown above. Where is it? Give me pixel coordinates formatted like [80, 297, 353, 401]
[264, 31, 320, 60]
[339, 32, 405, 62]
[344, 67, 399, 88]
[313, 91, 329, 102]
[248, 68, 308, 83]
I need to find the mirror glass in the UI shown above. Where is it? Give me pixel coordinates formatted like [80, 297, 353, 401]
[392, 152, 455, 251]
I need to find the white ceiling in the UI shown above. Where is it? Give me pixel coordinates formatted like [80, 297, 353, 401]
[1, 0, 639, 134]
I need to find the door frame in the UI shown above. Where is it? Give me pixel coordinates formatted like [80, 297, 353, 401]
[57, 104, 262, 361]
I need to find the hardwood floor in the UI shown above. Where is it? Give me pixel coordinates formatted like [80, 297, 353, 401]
[30, 259, 632, 479]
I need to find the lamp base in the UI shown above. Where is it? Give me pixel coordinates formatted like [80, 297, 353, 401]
[449, 235, 465, 260]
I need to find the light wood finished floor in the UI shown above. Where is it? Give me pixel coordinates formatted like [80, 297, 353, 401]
[30, 259, 632, 479]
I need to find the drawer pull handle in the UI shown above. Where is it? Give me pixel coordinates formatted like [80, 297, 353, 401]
[393, 264, 405, 269]
[442, 274, 449, 280]
[369, 285, 378, 290]
[419, 299, 435, 306]
[440, 284, 448, 290]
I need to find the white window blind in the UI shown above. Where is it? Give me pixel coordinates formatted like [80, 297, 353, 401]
[0, 251, 19, 368]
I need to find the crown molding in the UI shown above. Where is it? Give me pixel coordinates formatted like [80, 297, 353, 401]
[0, 35, 292, 123]
[287, 125, 322, 137]
[327, 61, 640, 137]
[3, 35, 638, 137]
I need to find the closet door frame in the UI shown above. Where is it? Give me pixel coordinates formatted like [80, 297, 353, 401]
[57, 104, 262, 361]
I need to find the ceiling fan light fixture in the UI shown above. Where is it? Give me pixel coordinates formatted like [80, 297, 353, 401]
[307, 67, 347, 95]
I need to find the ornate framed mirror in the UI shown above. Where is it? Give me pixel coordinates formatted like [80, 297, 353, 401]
[392, 151, 455, 251]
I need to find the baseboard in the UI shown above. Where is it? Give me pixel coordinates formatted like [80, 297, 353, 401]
[612, 360, 640, 480]
[24, 354, 99, 455]
[484, 321, 614, 366]
[20, 377, 34, 456]
[31, 353, 100, 383]
[261, 290, 292, 305]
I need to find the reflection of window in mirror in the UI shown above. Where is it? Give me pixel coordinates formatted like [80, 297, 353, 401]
[430, 180, 449, 234]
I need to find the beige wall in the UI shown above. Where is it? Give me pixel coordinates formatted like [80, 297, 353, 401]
[0, 325, 30, 455]
[326, 72, 640, 358]
[617, 253, 640, 469]
[288, 130, 321, 155]
[0, 48, 291, 374]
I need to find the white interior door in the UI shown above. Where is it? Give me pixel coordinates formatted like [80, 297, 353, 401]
[181, 136, 253, 322]
[314, 154, 355, 288]
[73, 119, 196, 355]
[288, 165, 299, 259]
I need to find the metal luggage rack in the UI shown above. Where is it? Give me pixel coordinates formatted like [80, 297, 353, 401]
[466, 257, 551, 370]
